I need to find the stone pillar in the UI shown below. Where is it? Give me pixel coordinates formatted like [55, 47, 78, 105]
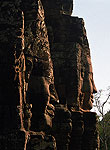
[82, 112, 100, 150]
[69, 111, 84, 150]
[52, 105, 72, 150]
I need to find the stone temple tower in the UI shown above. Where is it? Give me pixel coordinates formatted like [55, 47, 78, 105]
[0, 0, 99, 149]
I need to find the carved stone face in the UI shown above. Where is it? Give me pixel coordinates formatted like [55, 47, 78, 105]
[80, 76, 97, 110]
[81, 93, 93, 110]
[79, 53, 97, 111]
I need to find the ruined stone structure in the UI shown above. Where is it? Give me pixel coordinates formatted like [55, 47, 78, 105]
[0, 0, 99, 149]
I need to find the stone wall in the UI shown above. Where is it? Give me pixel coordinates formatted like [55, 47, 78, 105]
[42, 1, 97, 111]
[42, 1, 99, 149]
[0, 0, 99, 149]
[0, 0, 57, 149]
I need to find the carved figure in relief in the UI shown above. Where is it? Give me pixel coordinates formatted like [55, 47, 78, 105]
[24, 0, 59, 130]
[41, 0, 97, 112]
[80, 55, 97, 111]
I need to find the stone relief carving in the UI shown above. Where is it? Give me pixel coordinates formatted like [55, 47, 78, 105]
[0, 0, 99, 149]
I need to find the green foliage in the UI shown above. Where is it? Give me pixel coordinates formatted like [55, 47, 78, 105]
[98, 111, 110, 150]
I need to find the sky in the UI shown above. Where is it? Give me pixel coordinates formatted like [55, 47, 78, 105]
[72, 0, 110, 91]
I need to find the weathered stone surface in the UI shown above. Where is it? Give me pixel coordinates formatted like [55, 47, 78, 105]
[42, 1, 99, 150]
[23, 0, 55, 131]
[0, 131, 25, 150]
[27, 131, 56, 150]
[82, 112, 100, 150]
[0, 0, 99, 149]
[0, 0, 25, 135]
[41, 0, 73, 16]
[69, 111, 84, 150]
[52, 104, 72, 150]
[42, 3, 97, 111]
[0, 106, 20, 132]
[0, 0, 22, 105]
[0, 0, 57, 149]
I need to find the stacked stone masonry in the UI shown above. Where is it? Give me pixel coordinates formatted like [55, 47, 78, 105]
[0, 0, 99, 150]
